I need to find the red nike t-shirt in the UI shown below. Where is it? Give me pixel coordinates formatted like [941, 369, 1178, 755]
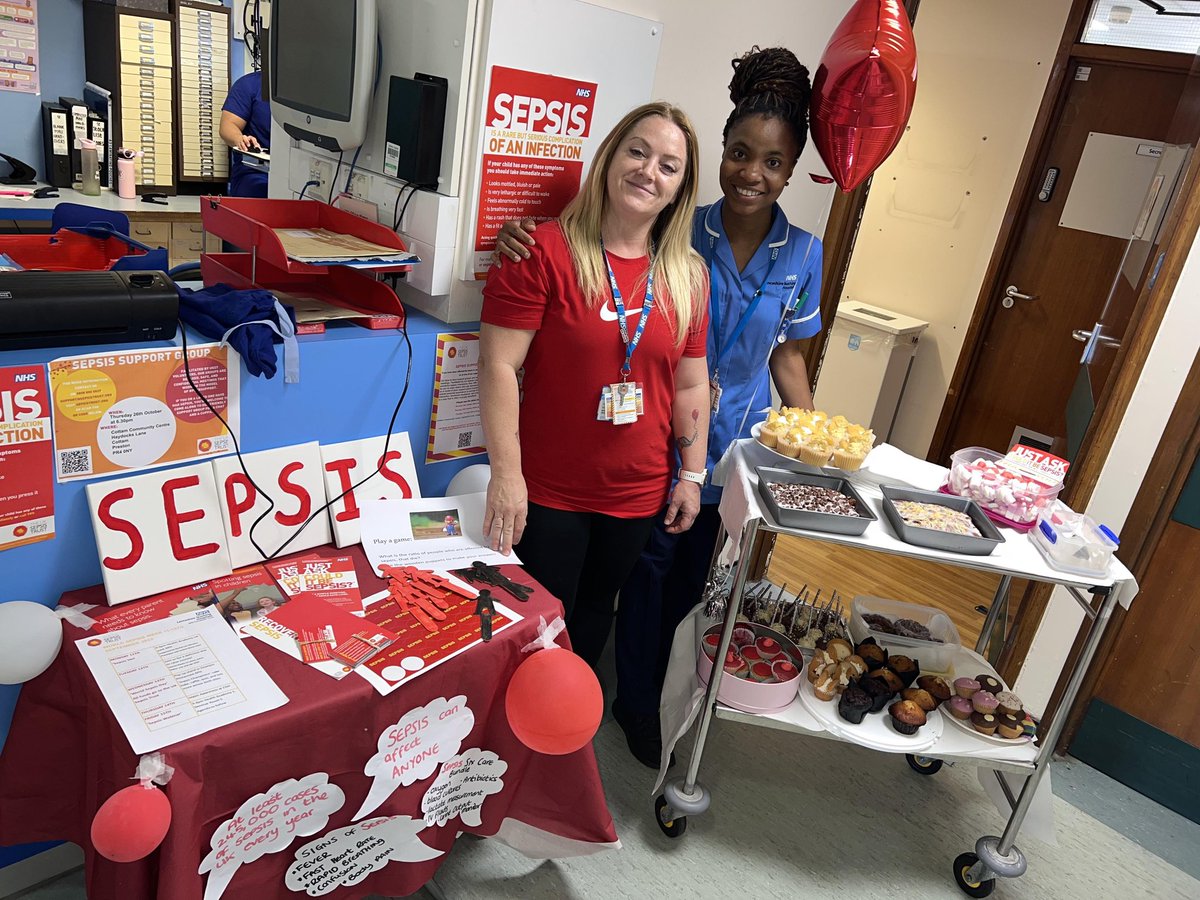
[482, 222, 708, 518]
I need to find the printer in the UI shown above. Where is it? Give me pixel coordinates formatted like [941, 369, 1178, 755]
[0, 270, 178, 350]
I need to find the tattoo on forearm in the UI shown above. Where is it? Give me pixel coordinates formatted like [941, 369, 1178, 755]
[677, 408, 700, 449]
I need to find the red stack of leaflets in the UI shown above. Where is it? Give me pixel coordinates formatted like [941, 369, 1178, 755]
[267, 554, 363, 613]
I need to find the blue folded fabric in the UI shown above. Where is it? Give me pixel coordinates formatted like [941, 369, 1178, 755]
[177, 284, 298, 380]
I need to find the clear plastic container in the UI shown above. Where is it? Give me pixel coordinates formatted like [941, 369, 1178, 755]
[1031, 501, 1119, 577]
[945, 446, 1063, 530]
[848, 595, 961, 675]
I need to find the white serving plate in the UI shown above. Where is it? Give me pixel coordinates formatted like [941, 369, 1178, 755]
[941, 706, 1033, 745]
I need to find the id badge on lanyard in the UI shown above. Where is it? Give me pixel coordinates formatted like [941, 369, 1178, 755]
[596, 242, 653, 426]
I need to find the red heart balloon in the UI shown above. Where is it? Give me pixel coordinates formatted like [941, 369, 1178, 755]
[505, 648, 602, 755]
[811, 0, 918, 191]
[91, 784, 172, 863]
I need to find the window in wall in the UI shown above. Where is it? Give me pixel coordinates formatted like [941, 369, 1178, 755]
[1082, 1, 1200, 52]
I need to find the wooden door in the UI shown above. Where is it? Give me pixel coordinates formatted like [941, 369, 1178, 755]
[936, 58, 1186, 459]
[1069, 454, 1200, 822]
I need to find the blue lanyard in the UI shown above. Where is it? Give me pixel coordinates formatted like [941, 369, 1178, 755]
[602, 241, 655, 381]
[709, 241, 780, 376]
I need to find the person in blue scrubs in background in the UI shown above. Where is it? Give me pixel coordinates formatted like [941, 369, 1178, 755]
[220, 70, 272, 198]
[495, 46, 823, 768]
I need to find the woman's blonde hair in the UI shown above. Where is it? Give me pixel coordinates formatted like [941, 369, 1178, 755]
[559, 101, 707, 345]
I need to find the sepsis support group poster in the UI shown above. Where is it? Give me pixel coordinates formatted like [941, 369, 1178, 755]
[472, 65, 598, 277]
[0, 365, 55, 550]
[49, 344, 240, 482]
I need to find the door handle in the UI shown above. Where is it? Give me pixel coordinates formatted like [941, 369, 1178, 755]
[1072, 329, 1120, 347]
[1002, 285, 1039, 308]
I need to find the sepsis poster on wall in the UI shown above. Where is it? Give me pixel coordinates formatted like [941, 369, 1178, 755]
[472, 65, 598, 277]
[49, 344, 240, 482]
[0, 365, 55, 550]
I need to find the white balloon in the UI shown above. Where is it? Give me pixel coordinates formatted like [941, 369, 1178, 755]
[447, 463, 492, 497]
[0, 601, 63, 684]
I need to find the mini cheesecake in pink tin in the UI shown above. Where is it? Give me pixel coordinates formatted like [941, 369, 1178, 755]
[732, 625, 756, 649]
[771, 658, 799, 682]
[722, 649, 748, 678]
[741, 645, 765, 665]
[756, 636, 784, 660]
[748, 661, 777, 683]
[702, 632, 721, 659]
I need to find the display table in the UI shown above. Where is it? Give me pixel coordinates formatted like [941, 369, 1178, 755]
[0, 546, 618, 900]
[654, 440, 1137, 896]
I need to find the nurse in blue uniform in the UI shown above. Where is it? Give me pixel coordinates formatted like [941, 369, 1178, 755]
[220, 70, 272, 198]
[494, 47, 823, 768]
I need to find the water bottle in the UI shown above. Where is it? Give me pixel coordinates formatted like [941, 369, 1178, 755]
[80, 138, 101, 196]
[117, 148, 140, 199]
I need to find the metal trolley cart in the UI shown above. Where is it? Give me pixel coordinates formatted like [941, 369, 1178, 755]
[654, 442, 1138, 897]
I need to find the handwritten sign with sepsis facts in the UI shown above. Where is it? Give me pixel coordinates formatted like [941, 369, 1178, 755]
[354, 696, 475, 820]
[199, 773, 345, 900]
[285, 816, 442, 896]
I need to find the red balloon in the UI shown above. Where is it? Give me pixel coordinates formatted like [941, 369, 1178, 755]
[91, 784, 172, 863]
[505, 648, 602, 755]
[811, 0, 918, 191]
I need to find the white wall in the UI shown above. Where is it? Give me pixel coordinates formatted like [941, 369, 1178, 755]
[834, 0, 1073, 458]
[1016, 238, 1200, 714]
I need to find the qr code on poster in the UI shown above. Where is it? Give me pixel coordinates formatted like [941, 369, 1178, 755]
[58, 447, 92, 477]
[457, 431, 473, 449]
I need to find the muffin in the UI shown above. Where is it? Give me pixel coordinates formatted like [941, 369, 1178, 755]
[831, 435, 873, 472]
[976, 674, 1004, 695]
[1021, 713, 1038, 738]
[888, 699, 927, 736]
[900, 687, 937, 712]
[971, 711, 998, 736]
[997, 713, 1023, 740]
[868, 667, 905, 695]
[807, 651, 833, 684]
[777, 428, 804, 459]
[947, 696, 973, 720]
[748, 661, 775, 683]
[954, 677, 981, 699]
[972, 690, 999, 715]
[886, 655, 919, 688]
[916, 675, 952, 706]
[759, 414, 789, 448]
[771, 659, 799, 682]
[838, 683, 873, 725]
[813, 665, 840, 701]
[798, 433, 834, 467]
[856, 640, 888, 669]
[826, 638, 853, 661]
[995, 691, 1023, 717]
[860, 676, 894, 713]
[843, 654, 868, 680]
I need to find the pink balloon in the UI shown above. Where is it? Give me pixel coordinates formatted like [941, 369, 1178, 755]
[505, 648, 602, 755]
[811, 0, 918, 191]
[91, 784, 172, 863]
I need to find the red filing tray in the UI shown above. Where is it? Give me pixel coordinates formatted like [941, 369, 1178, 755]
[199, 196, 414, 276]
[0, 231, 163, 272]
[200, 253, 406, 331]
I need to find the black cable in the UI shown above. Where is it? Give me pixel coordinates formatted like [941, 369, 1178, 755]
[176, 313, 415, 563]
[297, 179, 319, 201]
[344, 145, 363, 195]
[331, 150, 345, 203]
[393, 182, 414, 231]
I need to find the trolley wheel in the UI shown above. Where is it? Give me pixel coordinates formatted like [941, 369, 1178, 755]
[954, 852, 996, 898]
[654, 794, 687, 838]
[907, 754, 944, 776]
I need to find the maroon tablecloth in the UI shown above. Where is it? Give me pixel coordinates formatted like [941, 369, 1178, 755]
[0, 548, 618, 899]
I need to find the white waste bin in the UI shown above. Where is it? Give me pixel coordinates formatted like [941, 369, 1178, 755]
[812, 301, 928, 442]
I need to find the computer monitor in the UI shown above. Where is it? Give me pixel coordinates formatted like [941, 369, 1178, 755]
[268, 0, 378, 152]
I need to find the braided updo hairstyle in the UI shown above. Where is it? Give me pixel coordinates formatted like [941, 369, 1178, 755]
[723, 46, 811, 159]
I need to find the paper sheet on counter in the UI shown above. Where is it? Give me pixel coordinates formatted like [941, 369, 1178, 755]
[76, 607, 287, 753]
[359, 493, 519, 574]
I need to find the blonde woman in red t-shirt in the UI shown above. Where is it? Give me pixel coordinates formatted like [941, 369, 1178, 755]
[480, 101, 711, 668]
